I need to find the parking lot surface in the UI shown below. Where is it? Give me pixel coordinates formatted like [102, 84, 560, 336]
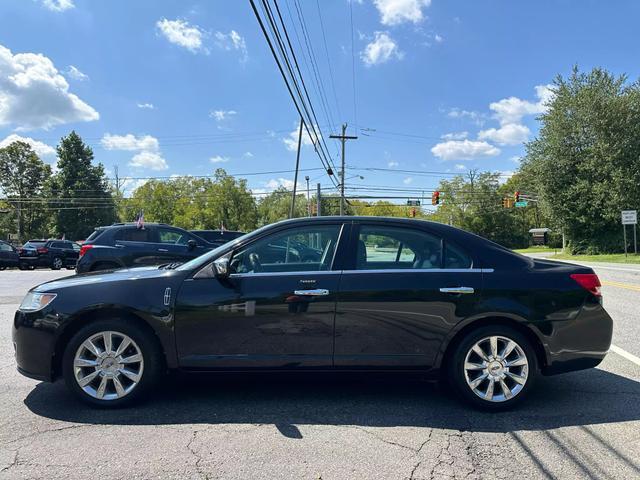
[2, 269, 640, 479]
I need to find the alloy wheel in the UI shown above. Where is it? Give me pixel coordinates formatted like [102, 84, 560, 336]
[73, 331, 144, 401]
[463, 335, 529, 402]
[53, 257, 63, 269]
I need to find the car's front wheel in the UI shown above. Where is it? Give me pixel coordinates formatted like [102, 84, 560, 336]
[448, 325, 537, 410]
[62, 319, 163, 407]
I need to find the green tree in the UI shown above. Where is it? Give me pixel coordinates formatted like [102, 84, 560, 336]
[126, 169, 258, 231]
[50, 131, 117, 240]
[522, 67, 640, 253]
[429, 171, 529, 248]
[0, 141, 52, 241]
[257, 187, 307, 226]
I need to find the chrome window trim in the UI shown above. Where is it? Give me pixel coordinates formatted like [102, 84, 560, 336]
[227, 267, 493, 278]
[341, 268, 493, 274]
[229, 270, 339, 278]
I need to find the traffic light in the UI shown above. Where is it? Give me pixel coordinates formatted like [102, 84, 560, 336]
[502, 197, 514, 208]
[514, 191, 520, 203]
[431, 191, 440, 205]
[409, 207, 416, 218]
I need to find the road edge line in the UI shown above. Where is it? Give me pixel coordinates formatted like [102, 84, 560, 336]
[610, 344, 640, 366]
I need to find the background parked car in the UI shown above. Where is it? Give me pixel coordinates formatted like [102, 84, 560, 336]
[0, 240, 19, 270]
[190, 229, 245, 247]
[76, 223, 215, 273]
[18, 239, 80, 270]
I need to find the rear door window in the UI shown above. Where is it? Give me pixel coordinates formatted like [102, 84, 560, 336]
[157, 228, 191, 245]
[356, 225, 442, 270]
[114, 227, 151, 242]
[444, 242, 473, 269]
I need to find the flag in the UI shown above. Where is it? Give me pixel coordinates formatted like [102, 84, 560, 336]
[220, 221, 225, 233]
[61, 233, 65, 240]
[136, 211, 145, 229]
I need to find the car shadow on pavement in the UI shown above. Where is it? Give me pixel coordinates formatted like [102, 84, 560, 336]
[24, 367, 640, 434]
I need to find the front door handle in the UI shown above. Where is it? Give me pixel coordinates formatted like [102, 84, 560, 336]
[158, 248, 169, 252]
[294, 289, 330, 296]
[439, 287, 475, 294]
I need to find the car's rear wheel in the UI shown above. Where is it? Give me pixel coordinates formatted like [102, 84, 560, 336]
[52, 257, 63, 270]
[448, 325, 537, 410]
[63, 319, 163, 408]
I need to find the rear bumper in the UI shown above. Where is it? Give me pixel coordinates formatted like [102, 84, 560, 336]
[540, 301, 613, 376]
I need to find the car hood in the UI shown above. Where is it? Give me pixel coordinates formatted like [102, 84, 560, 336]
[33, 265, 187, 293]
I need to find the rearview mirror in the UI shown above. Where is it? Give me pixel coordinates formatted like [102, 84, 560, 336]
[187, 239, 197, 251]
[213, 255, 230, 278]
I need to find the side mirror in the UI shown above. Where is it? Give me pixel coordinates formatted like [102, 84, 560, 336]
[213, 255, 230, 278]
[187, 239, 197, 251]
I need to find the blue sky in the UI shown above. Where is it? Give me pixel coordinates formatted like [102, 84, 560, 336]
[1, 0, 640, 204]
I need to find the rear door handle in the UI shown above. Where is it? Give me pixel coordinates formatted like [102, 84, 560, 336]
[439, 287, 475, 294]
[294, 289, 330, 296]
[158, 248, 169, 252]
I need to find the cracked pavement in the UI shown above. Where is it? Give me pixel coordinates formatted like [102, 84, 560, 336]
[2, 270, 640, 479]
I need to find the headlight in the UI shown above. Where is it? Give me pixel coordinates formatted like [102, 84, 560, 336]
[19, 292, 57, 312]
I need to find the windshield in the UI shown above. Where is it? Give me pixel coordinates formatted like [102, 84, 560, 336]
[176, 226, 269, 272]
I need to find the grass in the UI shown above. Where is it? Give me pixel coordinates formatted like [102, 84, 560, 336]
[548, 253, 640, 264]
[512, 246, 557, 253]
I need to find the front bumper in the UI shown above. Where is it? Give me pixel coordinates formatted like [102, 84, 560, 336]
[12, 308, 60, 382]
[540, 300, 613, 376]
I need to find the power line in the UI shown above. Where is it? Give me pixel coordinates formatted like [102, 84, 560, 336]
[250, 0, 339, 187]
[349, 0, 358, 134]
[315, 0, 342, 123]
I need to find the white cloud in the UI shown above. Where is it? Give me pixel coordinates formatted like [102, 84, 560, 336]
[489, 84, 554, 125]
[373, 0, 431, 26]
[282, 125, 318, 151]
[434, 34, 443, 43]
[478, 123, 530, 146]
[214, 30, 248, 62]
[361, 32, 403, 66]
[101, 133, 167, 171]
[101, 134, 159, 152]
[129, 151, 168, 171]
[447, 108, 483, 125]
[210, 109, 237, 121]
[210, 155, 229, 164]
[403, 176, 413, 184]
[42, 0, 74, 12]
[441, 131, 468, 140]
[454, 164, 466, 170]
[0, 44, 99, 130]
[65, 65, 88, 81]
[0, 134, 55, 156]
[156, 18, 206, 53]
[431, 139, 500, 161]
[243, 151, 254, 158]
[137, 102, 155, 110]
[388, 161, 399, 168]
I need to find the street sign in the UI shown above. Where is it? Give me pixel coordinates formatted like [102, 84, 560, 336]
[515, 201, 528, 208]
[407, 200, 421, 206]
[622, 210, 637, 225]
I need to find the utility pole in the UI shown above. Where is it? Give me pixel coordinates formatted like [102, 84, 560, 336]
[289, 118, 304, 219]
[330, 123, 357, 215]
[316, 183, 321, 217]
[305, 176, 311, 217]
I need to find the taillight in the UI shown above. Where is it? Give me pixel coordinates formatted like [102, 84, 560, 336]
[570, 273, 602, 297]
[37, 247, 48, 254]
[79, 244, 94, 258]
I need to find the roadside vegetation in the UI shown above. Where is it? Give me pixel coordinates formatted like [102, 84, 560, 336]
[549, 253, 640, 264]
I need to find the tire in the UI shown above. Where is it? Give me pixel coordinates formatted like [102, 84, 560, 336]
[0, 266, 5, 271]
[51, 257, 63, 270]
[62, 318, 164, 408]
[448, 325, 537, 411]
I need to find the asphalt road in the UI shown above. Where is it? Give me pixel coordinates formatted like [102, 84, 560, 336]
[1, 268, 640, 480]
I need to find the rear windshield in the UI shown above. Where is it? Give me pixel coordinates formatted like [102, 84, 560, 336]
[85, 229, 105, 242]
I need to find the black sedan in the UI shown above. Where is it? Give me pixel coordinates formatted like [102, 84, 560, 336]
[0, 240, 19, 270]
[12, 217, 613, 410]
